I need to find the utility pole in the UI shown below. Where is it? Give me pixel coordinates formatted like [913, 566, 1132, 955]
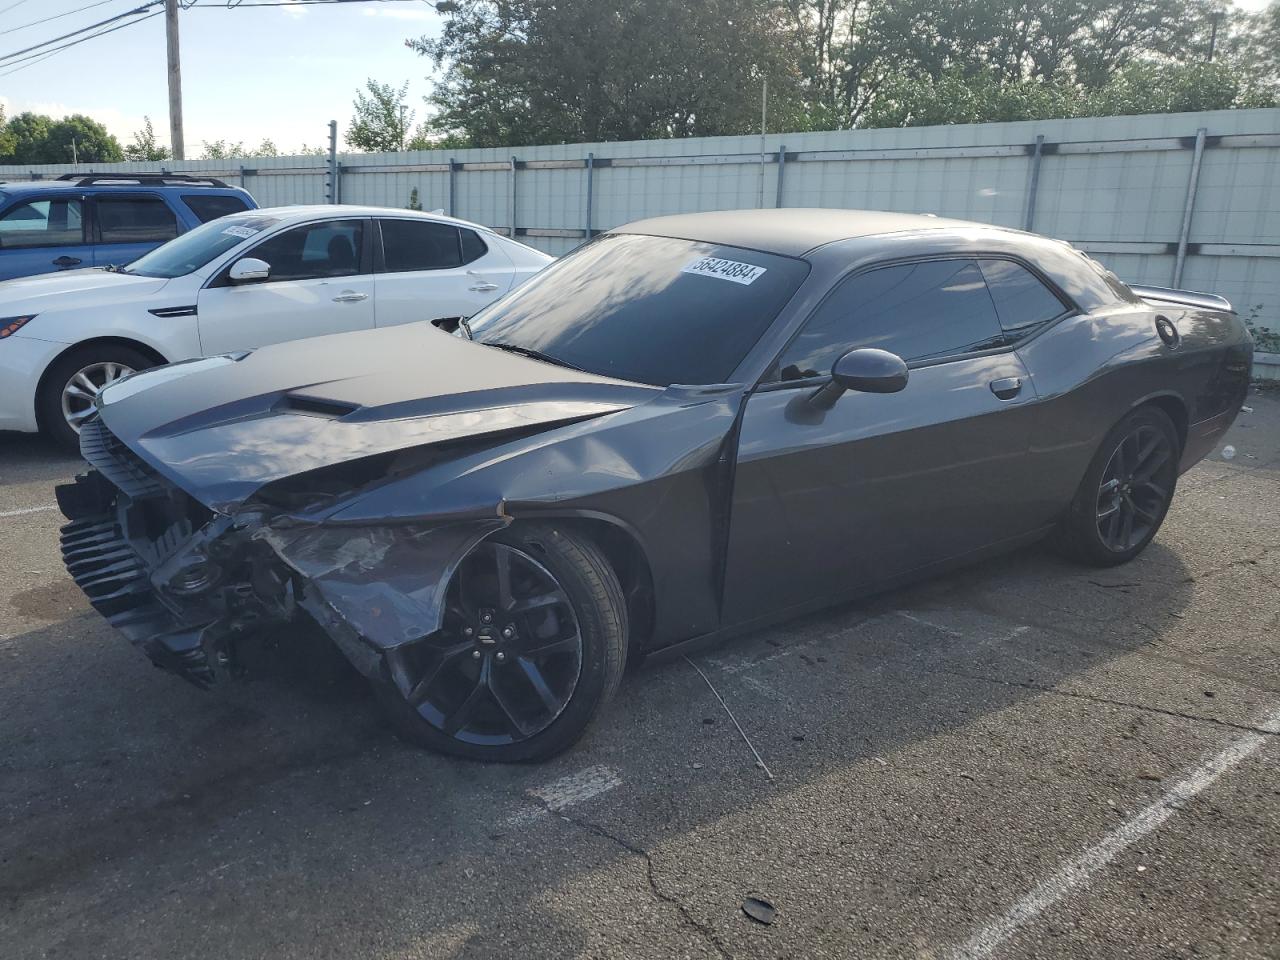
[1208, 12, 1221, 62]
[166, 0, 185, 161]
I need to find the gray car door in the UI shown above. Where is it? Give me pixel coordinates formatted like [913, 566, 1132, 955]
[721, 258, 1042, 627]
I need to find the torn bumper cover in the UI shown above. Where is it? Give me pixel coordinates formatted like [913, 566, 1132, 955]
[58, 422, 505, 687]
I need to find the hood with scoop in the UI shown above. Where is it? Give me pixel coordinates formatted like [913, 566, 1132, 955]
[95, 323, 659, 512]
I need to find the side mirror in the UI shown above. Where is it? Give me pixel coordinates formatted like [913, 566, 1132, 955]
[228, 257, 270, 284]
[809, 347, 909, 410]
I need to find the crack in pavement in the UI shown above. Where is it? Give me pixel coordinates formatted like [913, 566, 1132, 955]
[543, 803, 733, 960]
[933, 668, 1280, 739]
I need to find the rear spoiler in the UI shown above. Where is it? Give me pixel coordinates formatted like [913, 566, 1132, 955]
[1129, 284, 1234, 314]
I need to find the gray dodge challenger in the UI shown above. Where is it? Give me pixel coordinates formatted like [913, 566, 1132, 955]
[57, 209, 1253, 761]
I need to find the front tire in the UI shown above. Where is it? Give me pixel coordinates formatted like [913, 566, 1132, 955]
[38, 344, 155, 453]
[1056, 405, 1181, 567]
[376, 524, 628, 761]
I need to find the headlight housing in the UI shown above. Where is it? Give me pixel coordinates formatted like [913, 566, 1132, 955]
[0, 315, 35, 339]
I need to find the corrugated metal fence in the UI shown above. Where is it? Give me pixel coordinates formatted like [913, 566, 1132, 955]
[3, 108, 1278, 338]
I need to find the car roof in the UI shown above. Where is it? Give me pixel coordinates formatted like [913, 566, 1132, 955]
[614, 208, 1029, 257]
[0, 180, 249, 195]
[246, 204, 501, 235]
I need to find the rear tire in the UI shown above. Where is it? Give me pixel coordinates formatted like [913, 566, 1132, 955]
[38, 344, 155, 454]
[375, 523, 628, 762]
[1055, 405, 1181, 567]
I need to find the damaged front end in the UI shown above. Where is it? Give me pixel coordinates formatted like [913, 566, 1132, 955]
[58, 416, 502, 688]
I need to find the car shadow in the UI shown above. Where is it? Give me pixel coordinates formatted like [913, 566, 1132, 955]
[1, 537, 1201, 958]
[0, 431, 82, 491]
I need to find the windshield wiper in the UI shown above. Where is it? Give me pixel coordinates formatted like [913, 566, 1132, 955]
[103, 263, 134, 275]
[483, 341, 585, 372]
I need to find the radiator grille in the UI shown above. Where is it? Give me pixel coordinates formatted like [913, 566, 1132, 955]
[78, 416, 167, 500]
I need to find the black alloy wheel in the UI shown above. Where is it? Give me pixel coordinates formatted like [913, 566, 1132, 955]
[1095, 423, 1175, 553]
[378, 524, 627, 761]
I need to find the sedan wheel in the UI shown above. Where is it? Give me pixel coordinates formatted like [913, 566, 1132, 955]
[61, 361, 135, 434]
[377, 525, 627, 761]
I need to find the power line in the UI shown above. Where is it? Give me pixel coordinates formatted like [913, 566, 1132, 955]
[0, 2, 160, 66]
[0, 8, 163, 76]
[0, 0, 37, 19]
[2, 0, 132, 37]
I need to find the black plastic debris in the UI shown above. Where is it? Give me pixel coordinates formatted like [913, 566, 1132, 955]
[742, 896, 776, 925]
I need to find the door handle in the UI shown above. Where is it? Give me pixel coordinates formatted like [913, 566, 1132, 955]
[52, 256, 81, 268]
[989, 377, 1023, 400]
[332, 291, 368, 303]
[468, 282, 499, 292]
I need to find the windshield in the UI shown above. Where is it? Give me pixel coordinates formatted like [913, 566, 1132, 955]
[466, 233, 810, 386]
[127, 214, 279, 279]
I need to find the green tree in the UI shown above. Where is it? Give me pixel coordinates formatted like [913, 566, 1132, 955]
[39, 115, 123, 163]
[410, 0, 805, 146]
[200, 139, 247, 160]
[254, 139, 280, 157]
[1083, 59, 1272, 114]
[124, 116, 171, 161]
[348, 79, 414, 152]
[0, 106, 17, 160]
[4, 112, 53, 163]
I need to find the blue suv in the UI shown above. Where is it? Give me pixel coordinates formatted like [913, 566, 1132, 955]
[0, 174, 257, 282]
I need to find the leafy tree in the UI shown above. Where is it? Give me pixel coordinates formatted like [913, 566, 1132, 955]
[407, 186, 423, 210]
[348, 79, 414, 152]
[254, 139, 280, 157]
[410, 0, 806, 146]
[3, 112, 53, 163]
[200, 139, 247, 160]
[0, 106, 16, 160]
[124, 117, 171, 161]
[39, 115, 123, 163]
[1083, 59, 1272, 114]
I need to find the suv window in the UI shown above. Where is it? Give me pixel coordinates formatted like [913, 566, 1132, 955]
[95, 196, 179, 244]
[778, 259, 1005, 381]
[379, 218, 462, 272]
[183, 194, 250, 224]
[979, 259, 1067, 343]
[249, 219, 364, 281]
[0, 198, 83, 248]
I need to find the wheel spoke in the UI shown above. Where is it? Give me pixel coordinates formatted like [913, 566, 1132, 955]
[521, 631, 580, 659]
[1136, 480, 1168, 502]
[516, 656, 561, 714]
[72, 372, 99, 395]
[487, 672, 536, 738]
[443, 659, 491, 735]
[1097, 499, 1120, 520]
[510, 590, 562, 615]
[494, 546, 515, 610]
[1129, 497, 1159, 524]
[65, 407, 95, 425]
[1134, 447, 1171, 482]
[407, 640, 473, 706]
[1118, 500, 1134, 550]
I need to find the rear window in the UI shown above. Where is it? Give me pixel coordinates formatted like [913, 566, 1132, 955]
[95, 196, 179, 244]
[183, 194, 250, 223]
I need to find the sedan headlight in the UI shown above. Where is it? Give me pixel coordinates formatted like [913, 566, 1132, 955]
[0, 315, 35, 339]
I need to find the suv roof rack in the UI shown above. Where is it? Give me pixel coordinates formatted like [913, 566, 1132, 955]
[53, 173, 232, 188]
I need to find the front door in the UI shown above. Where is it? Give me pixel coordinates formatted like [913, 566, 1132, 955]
[196, 218, 376, 355]
[89, 193, 180, 269]
[721, 258, 1042, 626]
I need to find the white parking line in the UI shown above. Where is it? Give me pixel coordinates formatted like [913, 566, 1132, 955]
[0, 504, 58, 519]
[947, 705, 1280, 960]
[506, 765, 623, 825]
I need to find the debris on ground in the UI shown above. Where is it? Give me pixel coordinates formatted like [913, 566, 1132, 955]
[742, 896, 776, 925]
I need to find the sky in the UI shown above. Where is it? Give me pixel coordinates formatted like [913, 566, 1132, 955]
[0, 0, 443, 155]
[0, 0, 1274, 158]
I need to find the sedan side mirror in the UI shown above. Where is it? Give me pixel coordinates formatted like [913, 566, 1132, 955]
[809, 347, 909, 410]
[228, 257, 271, 284]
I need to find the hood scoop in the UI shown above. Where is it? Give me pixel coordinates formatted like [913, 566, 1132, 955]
[279, 394, 360, 419]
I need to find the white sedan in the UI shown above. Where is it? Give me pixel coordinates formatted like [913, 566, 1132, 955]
[0, 205, 552, 449]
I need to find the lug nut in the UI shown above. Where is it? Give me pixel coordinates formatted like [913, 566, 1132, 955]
[463, 626, 474, 637]
[472, 649, 482, 660]
[495, 651, 507, 663]
[481, 612, 493, 624]
[501, 626, 514, 639]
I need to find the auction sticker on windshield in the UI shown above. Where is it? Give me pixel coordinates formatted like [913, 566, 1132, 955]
[222, 225, 259, 239]
[681, 256, 767, 285]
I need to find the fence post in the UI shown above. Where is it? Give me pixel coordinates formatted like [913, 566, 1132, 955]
[509, 155, 518, 237]
[1023, 134, 1044, 231]
[1173, 127, 1207, 288]
[325, 120, 339, 204]
[448, 159, 457, 217]
[585, 153, 595, 238]
[775, 145, 786, 208]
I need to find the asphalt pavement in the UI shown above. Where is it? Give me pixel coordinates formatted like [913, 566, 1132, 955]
[2, 390, 1278, 960]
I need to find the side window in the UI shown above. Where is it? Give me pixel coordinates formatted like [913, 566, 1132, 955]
[183, 194, 250, 224]
[378, 219, 462, 272]
[460, 228, 488, 265]
[0, 198, 84, 248]
[95, 196, 179, 244]
[778, 259, 1006, 381]
[979, 259, 1067, 344]
[248, 219, 364, 282]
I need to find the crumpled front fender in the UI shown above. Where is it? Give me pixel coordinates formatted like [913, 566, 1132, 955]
[258, 518, 507, 675]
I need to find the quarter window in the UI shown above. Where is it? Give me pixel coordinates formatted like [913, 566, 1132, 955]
[95, 196, 179, 244]
[778, 259, 1006, 381]
[460, 228, 488, 265]
[183, 194, 250, 223]
[0, 198, 83, 248]
[248, 219, 364, 281]
[979, 259, 1067, 343]
[379, 219, 463, 272]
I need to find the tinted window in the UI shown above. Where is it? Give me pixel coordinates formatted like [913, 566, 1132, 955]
[466, 233, 810, 386]
[95, 196, 179, 244]
[183, 194, 249, 223]
[128, 214, 281, 278]
[0, 198, 83, 248]
[379, 219, 461, 272]
[460, 228, 487, 265]
[778, 259, 1005, 380]
[248, 219, 364, 281]
[979, 259, 1066, 343]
